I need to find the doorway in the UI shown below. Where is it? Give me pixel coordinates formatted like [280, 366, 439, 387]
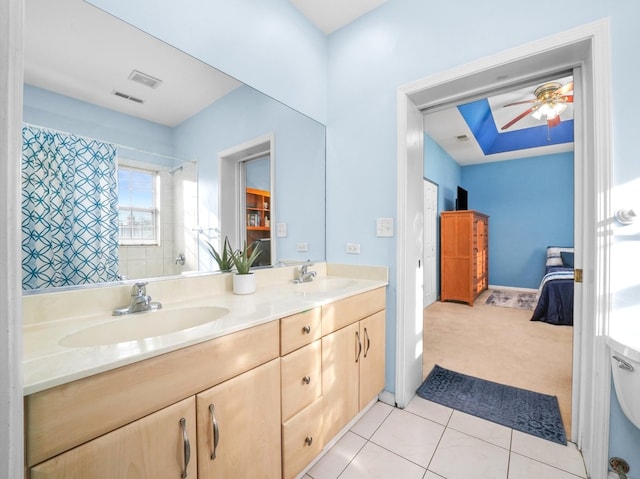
[219, 134, 275, 265]
[396, 20, 612, 477]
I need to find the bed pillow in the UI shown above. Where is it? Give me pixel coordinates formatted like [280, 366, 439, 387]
[546, 246, 574, 266]
[561, 251, 574, 268]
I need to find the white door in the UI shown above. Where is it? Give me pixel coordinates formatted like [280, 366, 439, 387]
[423, 179, 438, 306]
[394, 91, 425, 408]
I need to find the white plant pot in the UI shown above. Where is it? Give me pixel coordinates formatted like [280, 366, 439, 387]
[233, 273, 256, 295]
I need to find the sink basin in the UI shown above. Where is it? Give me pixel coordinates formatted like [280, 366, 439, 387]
[292, 277, 355, 295]
[59, 306, 230, 347]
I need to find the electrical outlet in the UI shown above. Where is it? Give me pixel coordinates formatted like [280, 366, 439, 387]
[376, 217, 394, 237]
[297, 242, 308, 252]
[346, 243, 360, 254]
[276, 223, 287, 237]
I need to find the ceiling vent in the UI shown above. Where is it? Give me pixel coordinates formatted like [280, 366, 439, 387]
[455, 134, 469, 142]
[112, 90, 144, 104]
[128, 70, 162, 89]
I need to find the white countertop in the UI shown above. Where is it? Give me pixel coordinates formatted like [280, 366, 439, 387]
[23, 275, 387, 395]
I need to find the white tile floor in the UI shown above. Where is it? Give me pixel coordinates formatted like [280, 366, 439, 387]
[303, 396, 587, 479]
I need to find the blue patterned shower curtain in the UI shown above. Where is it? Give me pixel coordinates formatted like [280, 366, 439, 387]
[21, 126, 119, 290]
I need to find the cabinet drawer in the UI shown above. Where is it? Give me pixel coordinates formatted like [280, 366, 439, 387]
[280, 308, 321, 355]
[281, 396, 324, 479]
[281, 340, 322, 421]
[322, 287, 386, 335]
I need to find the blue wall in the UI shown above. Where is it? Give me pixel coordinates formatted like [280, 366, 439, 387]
[425, 136, 574, 291]
[462, 152, 574, 289]
[79, 0, 640, 472]
[23, 84, 176, 167]
[173, 84, 326, 262]
[24, 83, 326, 263]
[246, 156, 270, 191]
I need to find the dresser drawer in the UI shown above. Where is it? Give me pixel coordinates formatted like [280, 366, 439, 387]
[281, 340, 322, 421]
[280, 308, 321, 355]
[281, 396, 324, 479]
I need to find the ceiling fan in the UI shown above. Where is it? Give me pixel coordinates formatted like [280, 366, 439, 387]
[500, 80, 574, 131]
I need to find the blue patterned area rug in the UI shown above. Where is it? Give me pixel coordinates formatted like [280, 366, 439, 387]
[417, 365, 566, 445]
[485, 289, 537, 310]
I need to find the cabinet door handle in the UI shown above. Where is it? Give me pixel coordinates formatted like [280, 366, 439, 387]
[355, 331, 362, 363]
[302, 375, 311, 385]
[179, 417, 191, 479]
[209, 404, 220, 460]
[363, 327, 371, 358]
[302, 325, 311, 334]
[305, 436, 313, 446]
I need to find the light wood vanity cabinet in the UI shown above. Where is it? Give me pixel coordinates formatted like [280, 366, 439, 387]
[279, 308, 324, 479]
[25, 321, 280, 479]
[25, 286, 387, 479]
[321, 288, 386, 450]
[30, 397, 197, 479]
[196, 358, 281, 479]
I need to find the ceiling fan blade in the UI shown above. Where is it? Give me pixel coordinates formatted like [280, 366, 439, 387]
[547, 116, 561, 128]
[554, 81, 573, 96]
[559, 94, 573, 103]
[503, 99, 537, 108]
[501, 107, 535, 130]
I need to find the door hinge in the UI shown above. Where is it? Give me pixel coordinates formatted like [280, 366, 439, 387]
[575, 269, 583, 283]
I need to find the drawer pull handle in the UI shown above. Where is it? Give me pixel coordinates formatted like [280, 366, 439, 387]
[355, 331, 362, 363]
[209, 404, 220, 460]
[363, 327, 371, 358]
[179, 417, 191, 478]
[302, 325, 311, 334]
[302, 375, 311, 385]
[305, 436, 313, 446]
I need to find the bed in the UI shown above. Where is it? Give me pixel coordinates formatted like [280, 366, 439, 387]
[531, 246, 575, 326]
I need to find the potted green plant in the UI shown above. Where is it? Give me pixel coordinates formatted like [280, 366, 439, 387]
[204, 236, 234, 272]
[230, 240, 261, 294]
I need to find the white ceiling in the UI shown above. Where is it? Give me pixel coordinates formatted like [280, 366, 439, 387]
[24, 0, 242, 127]
[287, 0, 388, 34]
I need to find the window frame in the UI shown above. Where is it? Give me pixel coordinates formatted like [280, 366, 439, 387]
[117, 163, 161, 246]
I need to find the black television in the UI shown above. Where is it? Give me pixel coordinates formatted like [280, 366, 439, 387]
[456, 186, 468, 211]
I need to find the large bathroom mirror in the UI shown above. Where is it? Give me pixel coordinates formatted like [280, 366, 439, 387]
[22, 0, 326, 292]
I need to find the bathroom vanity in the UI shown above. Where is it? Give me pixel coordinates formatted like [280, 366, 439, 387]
[22, 263, 388, 479]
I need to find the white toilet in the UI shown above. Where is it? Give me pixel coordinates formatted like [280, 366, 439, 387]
[609, 337, 640, 429]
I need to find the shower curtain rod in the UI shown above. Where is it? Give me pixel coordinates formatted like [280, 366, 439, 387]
[23, 122, 184, 163]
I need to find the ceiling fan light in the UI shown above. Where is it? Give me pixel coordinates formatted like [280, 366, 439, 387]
[531, 110, 543, 120]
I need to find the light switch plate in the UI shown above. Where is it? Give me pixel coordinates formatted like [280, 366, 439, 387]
[376, 218, 394, 237]
[276, 223, 287, 237]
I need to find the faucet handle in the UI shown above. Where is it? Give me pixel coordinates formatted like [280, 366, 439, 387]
[131, 281, 148, 297]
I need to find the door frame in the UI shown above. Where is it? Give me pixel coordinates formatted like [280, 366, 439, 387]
[218, 133, 275, 263]
[396, 19, 612, 477]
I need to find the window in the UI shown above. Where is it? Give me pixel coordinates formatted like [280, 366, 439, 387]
[118, 165, 160, 245]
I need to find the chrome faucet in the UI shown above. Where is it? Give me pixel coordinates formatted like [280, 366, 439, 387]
[294, 261, 317, 283]
[113, 282, 162, 316]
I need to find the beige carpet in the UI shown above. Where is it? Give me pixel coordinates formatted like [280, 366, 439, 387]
[423, 289, 574, 438]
